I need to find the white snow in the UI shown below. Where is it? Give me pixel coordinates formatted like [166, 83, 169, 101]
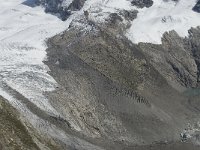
[126, 0, 200, 44]
[80, 0, 200, 44]
[0, 0, 70, 114]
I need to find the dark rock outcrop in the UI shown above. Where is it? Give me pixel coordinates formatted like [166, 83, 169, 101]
[188, 27, 200, 86]
[193, 0, 200, 13]
[131, 0, 153, 8]
[36, 0, 86, 20]
[69, 0, 86, 10]
[120, 10, 138, 21]
[138, 27, 200, 89]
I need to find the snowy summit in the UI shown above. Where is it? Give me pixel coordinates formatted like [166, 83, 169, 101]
[31, 0, 200, 44]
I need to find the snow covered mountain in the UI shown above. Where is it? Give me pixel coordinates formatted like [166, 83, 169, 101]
[1, 0, 200, 150]
[37, 0, 200, 43]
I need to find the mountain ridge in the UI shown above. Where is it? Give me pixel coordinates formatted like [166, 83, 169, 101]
[0, 0, 200, 149]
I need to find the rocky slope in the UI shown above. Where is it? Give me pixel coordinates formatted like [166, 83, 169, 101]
[43, 12, 200, 149]
[0, 96, 62, 150]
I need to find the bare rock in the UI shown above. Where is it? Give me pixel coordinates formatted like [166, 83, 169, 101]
[193, 0, 200, 13]
[131, 0, 153, 8]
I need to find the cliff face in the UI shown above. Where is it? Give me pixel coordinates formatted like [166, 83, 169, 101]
[138, 28, 200, 91]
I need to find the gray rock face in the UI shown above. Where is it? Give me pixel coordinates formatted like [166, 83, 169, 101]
[120, 10, 138, 21]
[193, 0, 200, 13]
[131, 0, 153, 8]
[37, 0, 86, 20]
[138, 27, 200, 90]
[188, 27, 200, 86]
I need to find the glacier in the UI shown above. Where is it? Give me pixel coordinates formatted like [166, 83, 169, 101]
[0, 0, 68, 114]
